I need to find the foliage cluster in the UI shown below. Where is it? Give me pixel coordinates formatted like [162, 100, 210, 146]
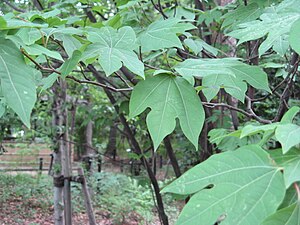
[1, 0, 300, 224]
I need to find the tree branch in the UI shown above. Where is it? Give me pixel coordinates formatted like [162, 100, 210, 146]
[66, 75, 132, 92]
[273, 52, 299, 122]
[31, 0, 44, 11]
[203, 101, 272, 124]
[150, 0, 168, 19]
[3, 0, 26, 12]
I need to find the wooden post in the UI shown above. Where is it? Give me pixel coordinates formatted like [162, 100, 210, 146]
[97, 157, 102, 173]
[120, 159, 123, 172]
[38, 157, 43, 176]
[78, 168, 96, 225]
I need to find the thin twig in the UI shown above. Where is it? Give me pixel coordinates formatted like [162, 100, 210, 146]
[22, 48, 132, 93]
[21, 48, 61, 74]
[66, 75, 133, 92]
[3, 0, 26, 12]
[294, 183, 300, 201]
[273, 53, 299, 122]
[245, 96, 272, 124]
[150, 0, 168, 19]
[144, 63, 160, 70]
[114, 71, 132, 88]
[203, 101, 271, 124]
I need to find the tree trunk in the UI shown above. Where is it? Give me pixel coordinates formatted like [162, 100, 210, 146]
[83, 120, 95, 173]
[52, 79, 72, 225]
[105, 123, 117, 160]
[164, 136, 181, 178]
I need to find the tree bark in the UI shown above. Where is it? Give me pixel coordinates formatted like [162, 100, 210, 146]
[105, 123, 117, 160]
[163, 136, 181, 178]
[52, 79, 72, 225]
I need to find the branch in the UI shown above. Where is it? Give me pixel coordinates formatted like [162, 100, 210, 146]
[294, 183, 300, 201]
[273, 52, 299, 122]
[203, 101, 271, 124]
[245, 96, 272, 124]
[66, 75, 132, 92]
[22, 48, 132, 93]
[31, 0, 44, 11]
[150, 0, 168, 19]
[114, 71, 132, 89]
[3, 0, 25, 12]
[21, 48, 61, 74]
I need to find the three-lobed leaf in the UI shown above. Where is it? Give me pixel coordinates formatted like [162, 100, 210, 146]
[139, 18, 195, 52]
[228, 0, 300, 56]
[129, 74, 204, 150]
[82, 26, 144, 78]
[222, 2, 263, 30]
[175, 58, 270, 102]
[162, 146, 285, 225]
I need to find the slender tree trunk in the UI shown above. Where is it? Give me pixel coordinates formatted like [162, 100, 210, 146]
[105, 123, 117, 160]
[52, 79, 72, 225]
[52, 81, 64, 225]
[82, 119, 95, 173]
[164, 136, 181, 178]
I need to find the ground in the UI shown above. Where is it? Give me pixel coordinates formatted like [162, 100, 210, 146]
[0, 197, 150, 225]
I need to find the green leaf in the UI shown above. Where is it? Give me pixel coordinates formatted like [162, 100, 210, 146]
[184, 38, 219, 56]
[84, 26, 144, 78]
[0, 39, 37, 127]
[23, 44, 63, 61]
[289, 18, 300, 55]
[162, 147, 285, 225]
[279, 183, 299, 209]
[228, 0, 300, 56]
[281, 106, 300, 123]
[40, 73, 59, 91]
[261, 202, 300, 225]
[0, 17, 7, 28]
[129, 74, 204, 150]
[0, 102, 5, 118]
[60, 50, 82, 78]
[275, 124, 300, 154]
[240, 123, 278, 138]
[269, 148, 300, 188]
[166, 6, 195, 20]
[139, 18, 195, 52]
[0, 15, 47, 30]
[53, 34, 82, 57]
[176, 59, 270, 101]
[202, 73, 247, 102]
[16, 28, 42, 45]
[222, 3, 263, 30]
[175, 58, 238, 78]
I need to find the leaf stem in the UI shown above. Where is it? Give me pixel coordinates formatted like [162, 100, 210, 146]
[294, 183, 300, 201]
